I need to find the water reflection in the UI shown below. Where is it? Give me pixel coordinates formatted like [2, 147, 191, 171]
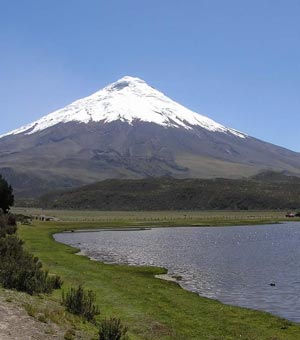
[54, 224, 300, 322]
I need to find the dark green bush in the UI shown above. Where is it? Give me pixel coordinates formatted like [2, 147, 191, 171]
[99, 317, 129, 340]
[0, 235, 62, 294]
[6, 213, 16, 226]
[62, 285, 100, 322]
[0, 213, 17, 238]
[49, 275, 64, 289]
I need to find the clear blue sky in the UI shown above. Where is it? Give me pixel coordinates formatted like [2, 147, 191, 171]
[1, 0, 299, 151]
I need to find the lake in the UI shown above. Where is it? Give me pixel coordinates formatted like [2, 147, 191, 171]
[54, 223, 300, 322]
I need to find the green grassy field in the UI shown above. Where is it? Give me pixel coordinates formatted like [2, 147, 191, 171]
[12, 209, 300, 339]
[13, 207, 292, 224]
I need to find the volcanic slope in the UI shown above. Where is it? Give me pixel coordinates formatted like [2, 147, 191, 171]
[1, 76, 300, 196]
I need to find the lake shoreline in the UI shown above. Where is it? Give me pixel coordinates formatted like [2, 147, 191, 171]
[16, 216, 300, 339]
[54, 223, 300, 323]
[71, 245, 183, 284]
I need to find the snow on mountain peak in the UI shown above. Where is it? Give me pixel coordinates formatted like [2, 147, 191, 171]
[0, 76, 247, 139]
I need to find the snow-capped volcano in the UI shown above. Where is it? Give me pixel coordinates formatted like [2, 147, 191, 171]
[1, 76, 300, 197]
[0, 76, 245, 139]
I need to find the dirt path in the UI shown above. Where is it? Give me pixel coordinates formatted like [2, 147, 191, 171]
[0, 288, 95, 340]
[0, 296, 64, 339]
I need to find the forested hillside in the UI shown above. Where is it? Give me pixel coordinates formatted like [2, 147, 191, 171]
[36, 171, 300, 211]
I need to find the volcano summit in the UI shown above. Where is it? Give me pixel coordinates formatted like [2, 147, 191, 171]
[1, 76, 300, 196]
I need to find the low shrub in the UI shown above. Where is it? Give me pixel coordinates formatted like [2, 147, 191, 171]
[98, 317, 129, 340]
[0, 235, 62, 294]
[49, 275, 64, 289]
[61, 285, 100, 322]
[0, 213, 17, 237]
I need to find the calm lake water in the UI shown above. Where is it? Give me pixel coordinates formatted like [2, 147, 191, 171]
[54, 223, 300, 322]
